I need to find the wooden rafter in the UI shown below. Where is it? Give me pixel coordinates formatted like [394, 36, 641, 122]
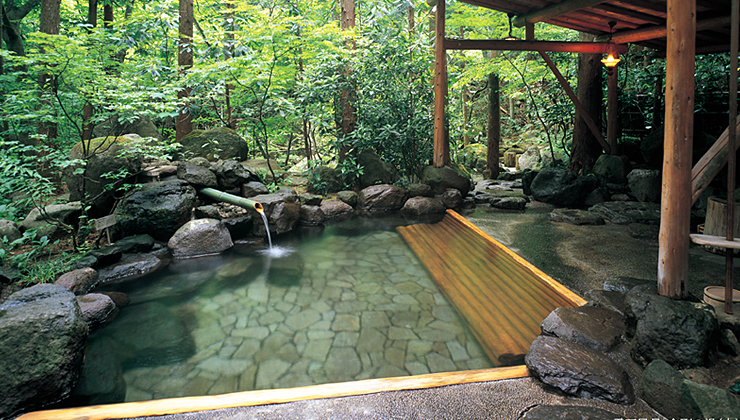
[595, 15, 732, 44]
[443, 38, 629, 54]
[511, 0, 607, 27]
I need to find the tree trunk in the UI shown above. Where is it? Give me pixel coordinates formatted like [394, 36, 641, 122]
[3, 0, 40, 59]
[338, 0, 356, 162]
[103, 3, 112, 28]
[485, 73, 500, 179]
[408, 5, 415, 35]
[38, 0, 60, 143]
[569, 32, 602, 174]
[87, 0, 97, 28]
[81, 0, 97, 141]
[223, 0, 235, 129]
[176, 0, 194, 142]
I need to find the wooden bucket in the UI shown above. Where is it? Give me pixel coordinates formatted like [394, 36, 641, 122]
[503, 152, 517, 168]
[703, 197, 740, 254]
[705, 196, 740, 238]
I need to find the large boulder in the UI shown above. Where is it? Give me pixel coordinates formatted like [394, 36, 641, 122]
[300, 205, 325, 226]
[407, 183, 433, 198]
[114, 180, 196, 241]
[22, 202, 84, 238]
[65, 136, 142, 217]
[627, 169, 661, 203]
[357, 149, 398, 188]
[212, 160, 256, 191]
[639, 359, 740, 419]
[177, 127, 249, 161]
[168, 218, 234, 258]
[525, 335, 634, 404]
[97, 253, 166, 285]
[76, 293, 118, 330]
[359, 184, 409, 215]
[540, 306, 625, 352]
[400, 196, 445, 217]
[336, 190, 359, 207]
[92, 115, 161, 140]
[309, 166, 343, 194]
[592, 154, 629, 184]
[242, 181, 269, 198]
[421, 166, 471, 196]
[250, 190, 301, 235]
[0, 219, 21, 242]
[440, 188, 463, 209]
[517, 146, 541, 171]
[626, 285, 718, 368]
[176, 162, 217, 188]
[114, 234, 155, 254]
[54, 267, 99, 295]
[0, 284, 88, 418]
[530, 168, 598, 207]
[320, 200, 355, 221]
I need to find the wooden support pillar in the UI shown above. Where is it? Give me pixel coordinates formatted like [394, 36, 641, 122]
[658, 0, 695, 299]
[486, 73, 500, 179]
[433, 0, 449, 167]
[725, 0, 739, 314]
[606, 67, 619, 154]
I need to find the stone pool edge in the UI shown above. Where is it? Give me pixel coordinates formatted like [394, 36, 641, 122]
[17, 366, 529, 420]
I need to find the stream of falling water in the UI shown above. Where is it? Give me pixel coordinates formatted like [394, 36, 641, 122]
[258, 209, 272, 248]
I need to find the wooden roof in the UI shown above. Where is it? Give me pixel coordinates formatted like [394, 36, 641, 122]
[457, 0, 734, 54]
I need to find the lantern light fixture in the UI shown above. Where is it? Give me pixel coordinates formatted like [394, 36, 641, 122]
[601, 21, 620, 72]
[503, 13, 517, 41]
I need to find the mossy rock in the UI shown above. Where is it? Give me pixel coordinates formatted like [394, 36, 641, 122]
[176, 127, 248, 161]
[65, 136, 142, 217]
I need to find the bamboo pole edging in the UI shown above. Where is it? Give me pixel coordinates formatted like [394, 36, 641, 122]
[17, 366, 530, 420]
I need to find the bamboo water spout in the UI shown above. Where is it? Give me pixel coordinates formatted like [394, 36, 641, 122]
[198, 188, 263, 212]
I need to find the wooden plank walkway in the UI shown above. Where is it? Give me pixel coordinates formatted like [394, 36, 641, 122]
[397, 210, 586, 366]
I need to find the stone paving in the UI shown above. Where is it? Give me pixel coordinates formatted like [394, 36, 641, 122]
[117, 229, 492, 402]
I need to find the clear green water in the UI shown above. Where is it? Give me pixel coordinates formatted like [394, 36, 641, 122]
[83, 217, 492, 404]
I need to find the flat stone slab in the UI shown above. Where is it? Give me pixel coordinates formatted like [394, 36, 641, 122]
[540, 306, 625, 352]
[549, 208, 604, 225]
[525, 335, 635, 404]
[520, 405, 619, 420]
[588, 201, 661, 225]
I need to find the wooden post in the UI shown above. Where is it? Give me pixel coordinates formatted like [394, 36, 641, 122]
[606, 66, 619, 154]
[658, 0, 695, 299]
[651, 74, 662, 133]
[725, 0, 739, 314]
[486, 73, 500, 179]
[433, 0, 449, 167]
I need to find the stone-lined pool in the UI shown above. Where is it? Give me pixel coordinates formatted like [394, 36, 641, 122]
[85, 217, 492, 403]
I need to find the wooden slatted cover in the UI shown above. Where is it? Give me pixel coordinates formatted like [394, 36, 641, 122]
[397, 210, 586, 366]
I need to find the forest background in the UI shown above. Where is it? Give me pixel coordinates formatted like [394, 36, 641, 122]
[0, 0, 733, 284]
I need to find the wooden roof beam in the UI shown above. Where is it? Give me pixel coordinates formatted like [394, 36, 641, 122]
[511, 0, 608, 27]
[595, 15, 731, 43]
[443, 38, 629, 54]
